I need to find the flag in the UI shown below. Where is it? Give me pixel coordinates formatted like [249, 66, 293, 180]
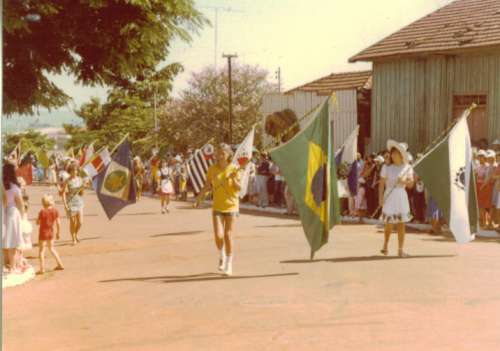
[83, 147, 111, 178]
[37, 149, 50, 169]
[16, 163, 33, 185]
[67, 147, 75, 159]
[334, 125, 359, 196]
[232, 127, 255, 198]
[8, 142, 21, 165]
[413, 109, 478, 243]
[270, 99, 341, 258]
[85, 143, 95, 163]
[95, 139, 136, 220]
[186, 143, 214, 194]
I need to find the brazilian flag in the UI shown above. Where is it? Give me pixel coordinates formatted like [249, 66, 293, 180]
[270, 99, 340, 259]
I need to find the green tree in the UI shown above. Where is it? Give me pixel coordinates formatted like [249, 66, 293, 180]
[3, 0, 207, 115]
[3, 130, 56, 157]
[159, 64, 275, 151]
[64, 66, 180, 158]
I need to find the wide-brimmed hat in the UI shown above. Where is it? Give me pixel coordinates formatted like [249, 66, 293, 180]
[477, 149, 487, 157]
[486, 149, 496, 159]
[374, 155, 384, 163]
[387, 140, 410, 164]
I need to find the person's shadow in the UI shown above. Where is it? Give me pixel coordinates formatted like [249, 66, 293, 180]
[281, 254, 456, 264]
[99, 272, 299, 284]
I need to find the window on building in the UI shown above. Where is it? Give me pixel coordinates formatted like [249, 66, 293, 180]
[452, 94, 488, 147]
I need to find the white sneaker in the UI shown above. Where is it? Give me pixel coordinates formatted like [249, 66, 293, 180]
[224, 262, 232, 276]
[161, 208, 166, 214]
[218, 258, 225, 271]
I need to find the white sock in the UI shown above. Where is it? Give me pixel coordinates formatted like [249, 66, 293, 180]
[226, 255, 233, 266]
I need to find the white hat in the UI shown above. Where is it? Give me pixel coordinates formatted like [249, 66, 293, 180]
[387, 140, 410, 164]
[174, 155, 182, 162]
[374, 155, 384, 163]
[492, 139, 500, 145]
[486, 149, 496, 158]
[477, 149, 487, 157]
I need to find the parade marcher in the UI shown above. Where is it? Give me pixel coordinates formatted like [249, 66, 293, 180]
[133, 156, 145, 200]
[157, 159, 175, 213]
[36, 195, 64, 275]
[62, 163, 84, 245]
[48, 159, 57, 186]
[3, 163, 26, 273]
[378, 140, 415, 257]
[194, 143, 242, 276]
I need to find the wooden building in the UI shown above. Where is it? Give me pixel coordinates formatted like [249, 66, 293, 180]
[261, 70, 372, 152]
[350, 0, 500, 153]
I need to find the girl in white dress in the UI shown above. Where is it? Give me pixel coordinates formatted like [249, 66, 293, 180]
[378, 140, 415, 257]
[157, 160, 175, 213]
[3, 163, 26, 273]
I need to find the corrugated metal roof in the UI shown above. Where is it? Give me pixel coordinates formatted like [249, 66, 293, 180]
[350, 0, 500, 62]
[285, 70, 372, 95]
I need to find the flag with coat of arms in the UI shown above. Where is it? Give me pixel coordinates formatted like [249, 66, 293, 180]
[95, 138, 136, 220]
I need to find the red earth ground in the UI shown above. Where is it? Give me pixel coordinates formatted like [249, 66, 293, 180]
[3, 185, 500, 351]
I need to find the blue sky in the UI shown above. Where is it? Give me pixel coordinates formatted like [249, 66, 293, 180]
[47, 0, 453, 110]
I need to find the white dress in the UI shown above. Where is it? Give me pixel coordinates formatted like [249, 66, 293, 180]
[157, 167, 175, 195]
[380, 164, 414, 223]
[3, 184, 24, 249]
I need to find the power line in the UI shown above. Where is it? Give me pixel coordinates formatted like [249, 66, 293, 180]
[200, 6, 244, 68]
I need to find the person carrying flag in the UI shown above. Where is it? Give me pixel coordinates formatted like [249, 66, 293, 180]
[62, 162, 85, 245]
[378, 140, 415, 257]
[193, 143, 242, 276]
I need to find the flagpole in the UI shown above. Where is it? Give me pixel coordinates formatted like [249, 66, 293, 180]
[368, 103, 478, 219]
[110, 133, 130, 155]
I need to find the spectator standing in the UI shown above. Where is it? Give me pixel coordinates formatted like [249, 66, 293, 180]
[255, 153, 271, 208]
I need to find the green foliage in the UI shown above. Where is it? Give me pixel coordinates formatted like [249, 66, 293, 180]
[159, 64, 275, 151]
[3, 130, 56, 156]
[3, 0, 207, 115]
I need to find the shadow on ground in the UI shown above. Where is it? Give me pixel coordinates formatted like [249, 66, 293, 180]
[255, 224, 301, 228]
[150, 231, 204, 238]
[32, 236, 101, 248]
[281, 254, 456, 264]
[99, 272, 299, 284]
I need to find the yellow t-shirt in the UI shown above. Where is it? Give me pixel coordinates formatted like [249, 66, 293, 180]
[207, 163, 241, 213]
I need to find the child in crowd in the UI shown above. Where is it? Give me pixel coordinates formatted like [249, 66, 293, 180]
[36, 194, 64, 274]
[355, 178, 367, 221]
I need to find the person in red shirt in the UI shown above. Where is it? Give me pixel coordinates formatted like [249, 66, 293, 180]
[36, 194, 64, 274]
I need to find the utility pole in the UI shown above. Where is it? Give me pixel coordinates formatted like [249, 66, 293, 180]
[275, 67, 281, 93]
[153, 89, 158, 150]
[223, 53, 237, 144]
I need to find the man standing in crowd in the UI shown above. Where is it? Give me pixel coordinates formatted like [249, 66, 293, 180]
[255, 152, 271, 208]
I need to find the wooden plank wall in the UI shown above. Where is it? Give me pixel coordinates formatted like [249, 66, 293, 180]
[261, 90, 358, 150]
[371, 52, 500, 153]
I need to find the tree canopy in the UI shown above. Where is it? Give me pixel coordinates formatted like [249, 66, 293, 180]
[159, 64, 276, 151]
[3, 0, 206, 115]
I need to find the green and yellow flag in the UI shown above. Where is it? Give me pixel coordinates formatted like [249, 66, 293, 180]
[270, 99, 341, 259]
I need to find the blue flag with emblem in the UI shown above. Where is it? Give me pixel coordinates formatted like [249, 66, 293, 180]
[95, 138, 137, 220]
[269, 98, 341, 259]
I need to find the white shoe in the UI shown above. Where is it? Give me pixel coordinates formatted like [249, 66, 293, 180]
[218, 258, 225, 271]
[161, 208, 166, 214]
[224, 262, 232, 276]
